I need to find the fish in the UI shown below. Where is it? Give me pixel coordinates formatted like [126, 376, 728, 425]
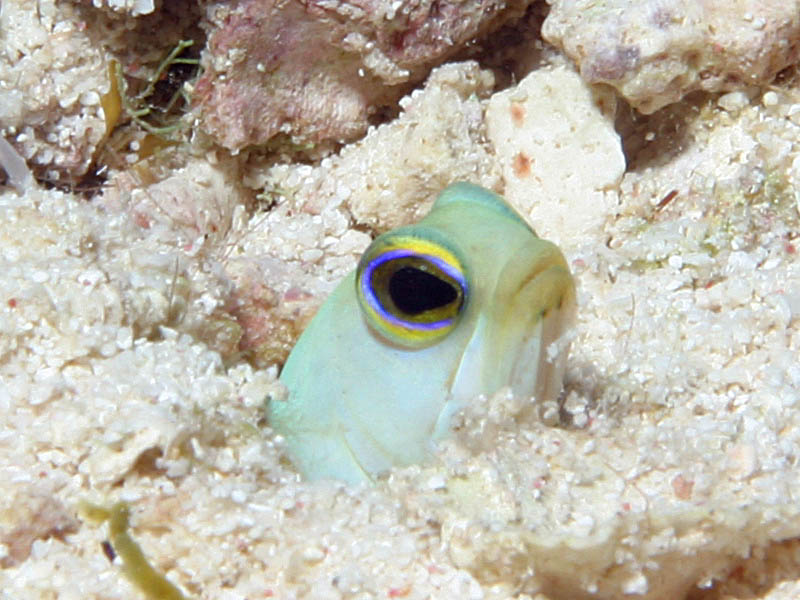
[269, 182, 575, 484]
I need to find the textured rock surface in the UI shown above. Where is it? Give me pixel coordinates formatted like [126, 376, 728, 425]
[262, 61, 500, 232]
[486, 59, 625, 244]
[193, 0, 531, 150]
[72, 0, 156, 15]
[3, 1, 800, 599]
[544, 0, 800, 114]
[0, 0, 110, 179]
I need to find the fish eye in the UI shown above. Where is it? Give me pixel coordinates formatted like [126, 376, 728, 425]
[355, 230, 468, 348]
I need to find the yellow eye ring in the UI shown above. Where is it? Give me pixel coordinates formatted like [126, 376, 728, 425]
[355, 228, 469, 349]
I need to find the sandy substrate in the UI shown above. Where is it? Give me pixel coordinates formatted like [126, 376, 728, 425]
[1, 1, 800, 599]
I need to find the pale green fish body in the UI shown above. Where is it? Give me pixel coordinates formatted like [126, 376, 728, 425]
[270, 182, 575, 484]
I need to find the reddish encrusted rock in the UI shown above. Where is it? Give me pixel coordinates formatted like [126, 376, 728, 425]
[193, 0, 533, 150]
[543, 0, 800, 114]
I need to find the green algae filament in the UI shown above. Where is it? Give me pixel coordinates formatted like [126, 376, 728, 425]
[80, 501, 187, 600]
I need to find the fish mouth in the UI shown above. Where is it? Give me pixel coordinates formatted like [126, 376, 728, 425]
[437, 259, 575, 436]
[507, 302, 574, 424]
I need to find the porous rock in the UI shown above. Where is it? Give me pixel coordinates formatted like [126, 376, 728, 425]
[263, 60, 501, 232]
[486, 59, 625, 245]
[0, 0, 109, 179]
[193, 0, 533, 150]
[543, 0, 800, 114]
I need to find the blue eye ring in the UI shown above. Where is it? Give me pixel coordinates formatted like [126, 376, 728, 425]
[355, 229, 469, 348]
[360, 248, 466, 331]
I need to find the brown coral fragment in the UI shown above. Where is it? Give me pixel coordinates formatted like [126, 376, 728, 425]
[1, 494, 79, 567]
[194, 0, 533, 150]
[543, 0, 800, 114]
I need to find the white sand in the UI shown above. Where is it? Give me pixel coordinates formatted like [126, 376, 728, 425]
[1, 2, 800, 599]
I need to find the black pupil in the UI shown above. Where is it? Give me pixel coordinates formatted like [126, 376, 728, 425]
[388, 266, 458, 315]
